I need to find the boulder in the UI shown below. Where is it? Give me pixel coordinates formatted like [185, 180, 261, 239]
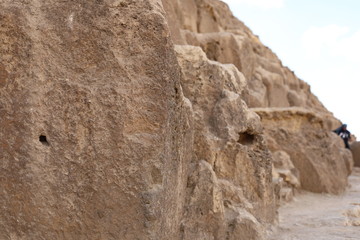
[271, 151, 300, 203]
[272, 150, 300, 189]
[254, 107, 353, 194]
[351, 142, 360, 167]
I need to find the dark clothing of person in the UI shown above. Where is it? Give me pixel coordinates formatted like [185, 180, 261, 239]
[333, 124, 351, 149]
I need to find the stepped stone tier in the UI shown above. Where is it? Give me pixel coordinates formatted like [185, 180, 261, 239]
[0, 0, 353, 239]
[254, 108, 353, 194]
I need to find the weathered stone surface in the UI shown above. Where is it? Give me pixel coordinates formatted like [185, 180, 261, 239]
[182, 31, 258, 88]
[175, 45, 276, 239]
[0, 1, 193, 239]
[254, 108, 353, 194]
[182, 160, 226, 239]
[225, 207, 265, 240]
[163, 0, 351, 198]
[351, 142, 360, 167]
[164, 0, 341, 131]
[163, 0, 251, 35]
[163, 0, 354, 235]
[2, 0, 354, 239]
[271, 151, 299, 203]
[161, 0, 187, 44]
[272, 150, 300, 189]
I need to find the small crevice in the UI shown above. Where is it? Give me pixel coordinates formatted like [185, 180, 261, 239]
[39, 135, 49, 146]
[238, 132, 255, 145]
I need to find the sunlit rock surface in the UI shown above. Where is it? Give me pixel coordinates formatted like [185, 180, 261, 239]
[0, 0, 354, 239]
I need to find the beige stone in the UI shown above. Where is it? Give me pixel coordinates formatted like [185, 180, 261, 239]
[272, 151, 300, 189]
[1, 1, 278, 239]
[271, 151, 299, 203]
[175, 45, 277, 238]
[351, 142, 360, 167]
[255, 108, 353, 194]
[0, 1, 192, 239]
[225, 207, 265, 240]
[164, 0, 341, 131]
[2, 0, 354, 239]
[182, 160, 226, 239]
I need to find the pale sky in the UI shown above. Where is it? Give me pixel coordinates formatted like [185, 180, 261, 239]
[222, 0, 360, 137]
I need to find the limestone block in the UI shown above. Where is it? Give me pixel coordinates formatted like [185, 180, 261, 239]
[165, 0, 340, 125]
[182, 160, 226, 240]
[272, 151, 300, 188]
[175, 44, 277, 230]
[0, 1, 193, 239]
[225, 207, 265, 240]
[255, 108, 353, 194]
[351, 142, 360, 167]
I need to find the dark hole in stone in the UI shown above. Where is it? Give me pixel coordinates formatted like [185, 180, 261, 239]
[39, 135, 49, 145]
[238, 132, 255, 145]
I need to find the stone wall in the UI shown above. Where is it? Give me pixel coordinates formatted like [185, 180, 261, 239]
[0, 0, 192, 239]
[254, 108, 353, 194]
[175, 45, 276, 239]
[0, 0, 354, 239]
[162, 0, 352, 197]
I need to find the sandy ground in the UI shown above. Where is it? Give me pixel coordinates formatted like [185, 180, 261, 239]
[268, 167, 360, 240]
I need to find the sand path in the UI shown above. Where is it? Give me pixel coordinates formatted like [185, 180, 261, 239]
[269, 167, 360, 240]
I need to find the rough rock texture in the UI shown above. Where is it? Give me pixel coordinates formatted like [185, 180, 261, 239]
[1, 0, 278, 239]
[175, 45, 276, 240]
[162, 0, 339, 130]
[162, 0, 352, 196]
[0, 0, 193, 239]
[351, 142, 360, 167]
[1, 0, 354, 239]
[272, 151, 300, 189]
[254, 108, 353, 194]
[272, 151, 300, 202]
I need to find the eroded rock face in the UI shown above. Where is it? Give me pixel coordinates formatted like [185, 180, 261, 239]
[176, 45, 276, 239]
[272, 151, 300, 189]
[254, 108, 353, 194]
[1, 0, 353, 239]
[0, 1, 193, 239]
[351, 142, 360, 167]
[163, 0, 352, 196]
[163, 0, 341, 131]
[272, 151, 300, 202]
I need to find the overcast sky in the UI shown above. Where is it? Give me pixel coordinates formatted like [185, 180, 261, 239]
[221, 0, 360, 137]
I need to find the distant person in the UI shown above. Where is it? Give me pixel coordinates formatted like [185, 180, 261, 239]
[333, 124, 351, 149]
